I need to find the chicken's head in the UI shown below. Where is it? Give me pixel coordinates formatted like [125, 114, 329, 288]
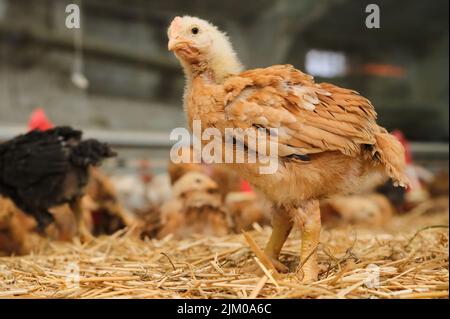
[172, 172, 218, 198]
[171, 172, 221, 207]
[167, 16, 243, 81]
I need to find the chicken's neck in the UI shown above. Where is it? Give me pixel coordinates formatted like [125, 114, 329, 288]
[181, 53, 243, 126]
[182, 52, 243, 86]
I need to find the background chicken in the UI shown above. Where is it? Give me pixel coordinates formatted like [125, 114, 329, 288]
[84, 167, 143, 236]
[0, 196, 38, 255]
[158, 171, 232, 239]
[47, 203, 93, 241]
[168, 147, 270, 231]
[47, 167, 138, 240]
[168, 16, 409, 282]
[0, 126, 116, 240]
[320, 194, 394, 227]
[111, 171, 172, 212]
[225, 191, 271, 231]
[168, 144, 242, 200]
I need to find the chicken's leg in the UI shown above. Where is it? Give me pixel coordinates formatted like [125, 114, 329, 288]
[263, 207, 293, 272]
[296, 200, 321, 282]
[241, 207, 292, 274]
[70, 197, 94, 242]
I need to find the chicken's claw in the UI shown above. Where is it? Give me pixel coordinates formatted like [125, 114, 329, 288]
[240, 256, 289, 275]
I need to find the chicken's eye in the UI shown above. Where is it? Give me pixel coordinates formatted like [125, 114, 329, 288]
[191, 27, 199, 35]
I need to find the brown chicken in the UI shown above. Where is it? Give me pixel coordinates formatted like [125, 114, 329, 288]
[158, 172, 231, 239]
[225, 191, 271, 231]
[0, 197, 37, 255]
[168, 149, 204, 184]
[48, 168, 140, 240]
[48, 203, 93, 241]
[168, 16, 409, 281]
[168, 145, 242, 199]
[426, 170, 449, 198]
[320, 193, 394, 227]
[85, 167, 142, 236]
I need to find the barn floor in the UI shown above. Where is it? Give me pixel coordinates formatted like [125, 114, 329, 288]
[0, 208, 448, 299]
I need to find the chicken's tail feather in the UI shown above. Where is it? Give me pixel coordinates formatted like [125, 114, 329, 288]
[372, 131, 410, 188]
[71, 139, 116, 167]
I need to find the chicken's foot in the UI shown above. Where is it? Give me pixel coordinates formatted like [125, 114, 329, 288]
[241, 207, 292, 274]
[295, 199, 321, 283]
[264, 207, 293, 269]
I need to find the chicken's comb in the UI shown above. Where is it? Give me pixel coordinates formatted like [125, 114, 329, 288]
[169, 16, 183, 34]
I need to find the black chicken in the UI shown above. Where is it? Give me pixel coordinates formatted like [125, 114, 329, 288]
[0, 126, 116, 237]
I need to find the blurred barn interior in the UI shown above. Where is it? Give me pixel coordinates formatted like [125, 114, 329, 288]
[0, 0, 448, 174]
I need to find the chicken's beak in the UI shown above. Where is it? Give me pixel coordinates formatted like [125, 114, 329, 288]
[168, 16, 183, 51]
[168, 37, 178, 51]
[205, 180, 218, 190]
[168, 36, 192, 51]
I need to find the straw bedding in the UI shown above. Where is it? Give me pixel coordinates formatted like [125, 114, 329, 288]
[0, 209, 448, 299]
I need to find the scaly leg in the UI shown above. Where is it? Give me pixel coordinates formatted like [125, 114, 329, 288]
[295, 200, 321, 282]
[263, 207, 293, 272]
[70, 197, 94, 242]
[242, 207, 293, 274]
